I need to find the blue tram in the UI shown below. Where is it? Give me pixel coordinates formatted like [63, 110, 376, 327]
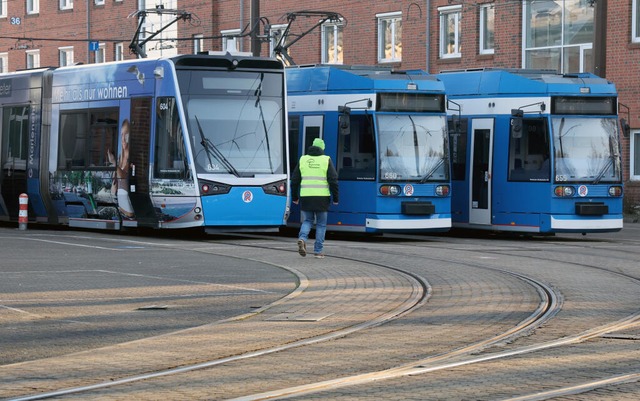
[437, 69, 623, 234]
[0, 53, 289, 231]
[286, 65, 451, 233]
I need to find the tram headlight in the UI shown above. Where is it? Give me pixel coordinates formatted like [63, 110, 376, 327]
[435, 185, 450, 196]
[379, 185, 401, 196]
[608, 186, 623, 197]
[199, 180, 231, 196]
[262, 180, 287, 196]
[554, 186, 575, 197]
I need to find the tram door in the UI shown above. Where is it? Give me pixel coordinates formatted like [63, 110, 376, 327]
[127, 97, 158, 228]
[0, 106, 30, 220]
[469, 118, 493, 225]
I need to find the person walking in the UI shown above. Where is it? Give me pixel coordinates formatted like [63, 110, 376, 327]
[291, 138, 339, 258]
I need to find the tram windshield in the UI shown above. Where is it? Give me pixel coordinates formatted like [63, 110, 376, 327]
[552, 117, 621, 183]
[179, 70, 285, 176]
[378, 114, 449, 182]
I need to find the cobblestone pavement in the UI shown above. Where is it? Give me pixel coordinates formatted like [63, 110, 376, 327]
[1, 223, 639, 400]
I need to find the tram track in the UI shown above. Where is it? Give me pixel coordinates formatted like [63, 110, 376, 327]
[4, 231, 639, 400]
[217, 233, 640, 400]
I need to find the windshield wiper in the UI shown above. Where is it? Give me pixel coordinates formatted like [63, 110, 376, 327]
[593, 157, 614, 184]
[194, 115, 240, 177]
[419, 157, 446, 183]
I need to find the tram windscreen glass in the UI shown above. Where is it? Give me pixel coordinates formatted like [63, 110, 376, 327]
[552, 117, 621, 183]
[551, 97, 616, 115]
[377, 93, 445, 112]
[378, 114, 449, 182]
[178, 70, 285, 175]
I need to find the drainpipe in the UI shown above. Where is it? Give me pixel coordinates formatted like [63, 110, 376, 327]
[593, 0, 607, 77]
[425, 0, 430, 73]
[87, 0, 91, 62]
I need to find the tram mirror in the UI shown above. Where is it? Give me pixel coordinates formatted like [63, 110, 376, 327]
[338, 105, 351, 136]
[338, 114, 351, 136]
[620, 118, 630, 138]
[511, 117, 523, 139]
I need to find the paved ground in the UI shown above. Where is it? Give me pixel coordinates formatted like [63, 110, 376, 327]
[0, 221, 639, 400]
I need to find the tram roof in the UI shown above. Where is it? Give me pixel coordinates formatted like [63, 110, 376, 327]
[286, 64, 443, 93]
[436, 68, 617, 96]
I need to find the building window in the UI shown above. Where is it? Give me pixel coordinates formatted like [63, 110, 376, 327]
[439, 5, 462, 58]
[59, 47, 74, 67]
[377, 12, 402, 63]
[479, 4, 495, 55]
[59, 0, 73, 10]
[524, 0, 594, 73]
[26, 50, 40, 69]
[95, 0, 105, 5]
[95, 43, 106, 63]
[0, 53, 7, 73]
[27, 0, 39, 14]
[322, 21, 344, 64]
[1, 0, 6, 18]
[632, 130, 640, 180]
[115, 43, 124, 61]
[221, 29, 241, 53]
[193, 34, 204, 54]
[634, 0, 640, 43]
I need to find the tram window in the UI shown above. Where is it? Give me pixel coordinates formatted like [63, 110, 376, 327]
[58, 108, 118, 170]
[288, 115, 300, 172]
[154, 97, 187, 179]
[447, 117, 468, 181]
[508, 118, 550, 182]
[337, 114, 375, 181]
[2, 106, 30, 170]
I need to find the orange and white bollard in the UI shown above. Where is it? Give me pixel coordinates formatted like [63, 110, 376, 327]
[18, 193, 28, 231]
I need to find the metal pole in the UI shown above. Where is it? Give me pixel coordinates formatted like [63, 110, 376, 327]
[250, 0, 261, 56]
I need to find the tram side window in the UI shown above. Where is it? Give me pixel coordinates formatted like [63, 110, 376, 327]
[447, 117, 468, 181]
[2, 106, 30, 170]
[288, 115, 300, 173]
[337, 114, 375, 181]
[508, 118, 550, 182]
[58, 109, 118, 170]
[154, 97, 187, 179]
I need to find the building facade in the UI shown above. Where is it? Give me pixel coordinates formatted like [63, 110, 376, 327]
[1, 0, 638, 209]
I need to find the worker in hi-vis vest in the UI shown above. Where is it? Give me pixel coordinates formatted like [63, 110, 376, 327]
[291, 138, 339, 258]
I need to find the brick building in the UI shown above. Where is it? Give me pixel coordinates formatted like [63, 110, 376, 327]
[1, 0, 638, 209]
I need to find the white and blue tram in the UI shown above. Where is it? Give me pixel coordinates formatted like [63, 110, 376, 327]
[286, 65, 451, 233]
[437, 69, 623, 234]
[0, 53, 289, 231]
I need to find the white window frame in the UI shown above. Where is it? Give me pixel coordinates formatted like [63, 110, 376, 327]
[115, 42, 124, 61]
[377, 11, 402, 63]
[439, 5, 462, 59]
[26, 50, 40, 69]
[632, 130, 640, 180]
[479, 4, 495, 55]
[59, 0, 73, 11]
[27, 0, 39, 14]
[95, 43, 106, 63]
[95, 0, 105, 5]
[59, 46, 74, 67]
[1, 0, 7, 18]
[321, 21, 344, 64]
[633, 0, 640, 43]
[0, 53, 7, 73]
[221, 29, 241, 53]
[193, 34, 204, 54]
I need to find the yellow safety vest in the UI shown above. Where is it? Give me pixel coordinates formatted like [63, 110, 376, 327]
[299, 155, 330, 197]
